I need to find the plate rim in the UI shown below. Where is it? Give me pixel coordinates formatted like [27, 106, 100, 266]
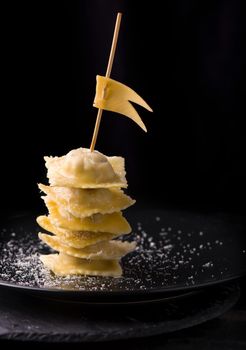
[0, 272, 245, 297]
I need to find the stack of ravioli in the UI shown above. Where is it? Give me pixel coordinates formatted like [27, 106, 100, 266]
[37, 148, 136, 277]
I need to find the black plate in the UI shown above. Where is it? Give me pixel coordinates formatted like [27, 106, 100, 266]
[0, 209, 245, 303]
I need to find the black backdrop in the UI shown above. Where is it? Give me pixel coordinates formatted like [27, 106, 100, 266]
[1, 0, 245, 214]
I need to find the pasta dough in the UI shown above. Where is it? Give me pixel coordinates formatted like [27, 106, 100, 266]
[40, 253, 122, 277]
[39, 233, 136, 260]
[37, 148, 136, 277]
[37, 216, 120, 248]
[44, 198, 131, 234]
[45, 148, 127, 188]
[94, 75, 153, 132]
[38, 184, 135, 218]
[44, 197, 131, 234]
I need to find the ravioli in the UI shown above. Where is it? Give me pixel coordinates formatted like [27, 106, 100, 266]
[37, 147, 137, 277]
[37, 216, 120, 248]
[39, 233, 136, 260]
[40, 253, 122, 277]
[44, 197, 131, 234]
[45, 148, 127, 188]
[38, 184, 135, 218]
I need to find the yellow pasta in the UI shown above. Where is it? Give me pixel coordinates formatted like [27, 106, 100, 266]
[94, 75, 153, 132]
[39, 233, 136, 260]
[38, 184, 135, 218]
[40, 253, 122, 277]
[44, 197, 131, 234]
[37, 146, 137, 277]
[45, 148, 127, 188]
[37, 216, 120, 248]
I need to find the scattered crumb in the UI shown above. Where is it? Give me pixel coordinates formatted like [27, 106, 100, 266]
[203, 262, 213, 268]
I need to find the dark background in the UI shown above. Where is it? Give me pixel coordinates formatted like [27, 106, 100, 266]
[0, 1, 246, 348]
[1, 0, 245, 214]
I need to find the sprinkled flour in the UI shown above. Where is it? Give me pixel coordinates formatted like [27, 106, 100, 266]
[0, 214, 234, 292]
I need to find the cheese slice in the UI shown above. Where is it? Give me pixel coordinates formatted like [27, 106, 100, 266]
[44, 198, 131, 234]
[38, 184, 135, 218]
[39, 233, 136, 260]
[40, 253, 122, 277]
[45, 148, 127, 188]
[93, 75, 153, 132]
[37, 216, 121, 248]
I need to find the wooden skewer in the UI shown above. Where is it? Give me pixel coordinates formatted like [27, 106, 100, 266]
[90, 12, 122, 152]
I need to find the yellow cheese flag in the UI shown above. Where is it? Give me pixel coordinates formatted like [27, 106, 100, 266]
[93, 75, 153, 132]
